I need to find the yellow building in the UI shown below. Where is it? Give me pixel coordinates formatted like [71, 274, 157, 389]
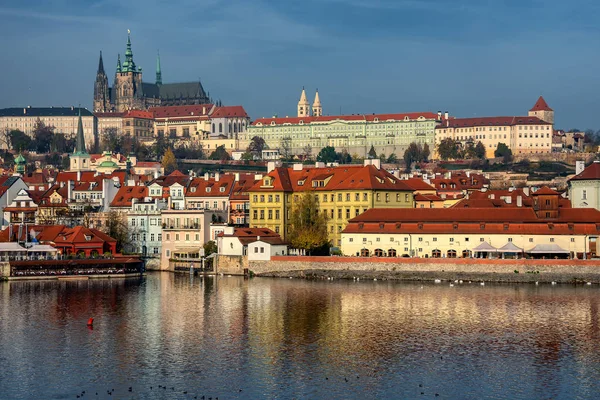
[247, 160, 414, 247]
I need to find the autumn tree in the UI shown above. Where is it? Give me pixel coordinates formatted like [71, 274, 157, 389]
[162, 148, 178, 174]
[289, 191, 329, 255]
[209, 145, 231, 161]
[247, 136, 266, 159]
[103, 211, 132, 254]
[436, 138, 460, 161]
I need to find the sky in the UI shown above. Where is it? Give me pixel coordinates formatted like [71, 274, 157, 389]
[0, 0, 599, 130]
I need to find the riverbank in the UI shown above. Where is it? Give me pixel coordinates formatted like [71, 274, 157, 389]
[251, 256, 600, 284]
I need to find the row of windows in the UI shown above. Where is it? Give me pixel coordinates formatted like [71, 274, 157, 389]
[349, 236, 574, 243]
[131, 233, 162, 241]
[165, 233, 200, 241]
[253, 209, 281, 220]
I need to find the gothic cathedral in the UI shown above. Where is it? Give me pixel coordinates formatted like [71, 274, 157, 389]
[94, 31, 211, 113]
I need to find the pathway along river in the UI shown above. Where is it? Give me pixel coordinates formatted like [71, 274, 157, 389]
[2, 273, 600, 399]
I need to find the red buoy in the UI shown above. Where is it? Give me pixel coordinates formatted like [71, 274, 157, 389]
[87, 317, 94, 326]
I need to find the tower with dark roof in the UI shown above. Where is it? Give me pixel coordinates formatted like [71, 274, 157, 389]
[93, 51, 111, 112]
[156, 51, 162, 86]
[70, 109, 91, 172]
[528, 96, 554, 124]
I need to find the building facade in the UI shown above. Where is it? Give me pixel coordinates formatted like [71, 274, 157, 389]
[247, 161, 414, 247]
[93, 32, 210, 113]
[568, 162, 600, 210]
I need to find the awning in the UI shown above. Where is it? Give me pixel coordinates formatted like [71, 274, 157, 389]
[0, 243, 27, 252]
[498, 242, 523, 253]
[27, 245, 58, 253]
[527, 244, 569, 254]
[173, 247, 202, 254]
[473, 241, 498, 252]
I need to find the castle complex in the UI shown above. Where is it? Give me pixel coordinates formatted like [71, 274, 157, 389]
[93, 31, 210, 113]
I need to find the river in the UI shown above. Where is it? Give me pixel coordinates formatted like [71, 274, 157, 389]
[1, 273, 600, 399]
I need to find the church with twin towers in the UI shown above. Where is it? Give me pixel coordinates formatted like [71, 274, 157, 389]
[297, 87, 322, 117]
[93, 31, 211, 113]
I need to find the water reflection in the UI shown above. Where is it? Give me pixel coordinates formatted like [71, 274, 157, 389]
[1, 275, 600, 399]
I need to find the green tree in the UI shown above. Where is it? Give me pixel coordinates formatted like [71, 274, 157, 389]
[203, 240, 217, 257]
[474, 141, 486, 159]
[338, 149, 352, 164]
[209, 145, 231, 161]
[32, 119, 54, 153]
[437, 138, 459, 161]
[153, 130, 169, 160]
[9, 130, 32, 152]
[367, 145, 377, 159]
[386, 153, 398, 163]
[240, 152, 254, 162]
[289, 191, 329, 254]
[403, 142, 421, 172]
[422, 143, 430, 162]
[162, 148, 178, 174]
[316, 146, 337, 163]
[101, 127, 123, 153]
[247, 136, 266, 159]
[494, 142, 513, 163]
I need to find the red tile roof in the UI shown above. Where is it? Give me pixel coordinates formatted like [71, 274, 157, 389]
[123, 110, 154, 119]
[530, 96, 553, 112]
[151, 104, 214, 119]
[436, 116, 550, 129]
[569, 162, 600, 181]
[402, 178, 436, 192]
[210, 106, 248, 118]
[135, 161, 161, 168]
[186, 175, 235, 197]
[531, 186, 559, 196]
[0, 225, 66, 243]
[94, 112, 124, 118]
[230, 173, 259, 201]
[248, 165, 414, 193]
[110, 186, 148, 208]
[414, 193, 443, 202]
[149, 170, 191, 187]
[218, 227, 284, 246]
[252, 112, 439, 126]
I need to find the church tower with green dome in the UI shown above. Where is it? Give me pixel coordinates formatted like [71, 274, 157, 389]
[70, 108, 91, 171]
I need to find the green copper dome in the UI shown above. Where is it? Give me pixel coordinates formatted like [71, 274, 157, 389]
[99, 160, 118, 168]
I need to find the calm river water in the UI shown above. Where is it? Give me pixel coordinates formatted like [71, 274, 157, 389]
[1, 273, 600, 399]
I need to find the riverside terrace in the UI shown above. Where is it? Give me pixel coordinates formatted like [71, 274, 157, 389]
[1, 257, 144, 280]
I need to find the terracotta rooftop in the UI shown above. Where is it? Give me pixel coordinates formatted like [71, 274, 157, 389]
[569, 162, 600, 181]
[252, 112, 439, 126]
[530, 96, 553, 112]
[210, 106, 248, 118]
[151, 104, 214, 119]
[436, 116, 550, 129]
[110, 186, 148, 208]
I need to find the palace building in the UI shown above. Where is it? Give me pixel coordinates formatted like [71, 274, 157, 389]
[93, 32, 211, 113]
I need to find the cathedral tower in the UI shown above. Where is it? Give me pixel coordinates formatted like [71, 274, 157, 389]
[297, 87, 310, 117]
[113, 30, 144, 112]
[93, 51, 110, 112]
[312, 89, 322, 117]
[70, 109, 91, 172]
[156, 51, 162, 86]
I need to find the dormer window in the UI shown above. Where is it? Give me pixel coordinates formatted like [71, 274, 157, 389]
[190, 187, 196, 193]
[220, 187, 225, 192]
[298, 180, 305, 186]
[206, 187, 211, 192]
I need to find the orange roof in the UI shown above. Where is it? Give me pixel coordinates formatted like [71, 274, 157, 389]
[403, 178, 436, 191]
[252, 112, 438, 126]
[218, 227, 284, 246]
[110, 186, 148, 208]
[531, 186, 559, 196]
[248, 165, 414, 193]
[210, 106, 248, 118]
[149, 170, 190, 187]
[123, 110, 154, 119]
[569, 162, 600, 181]
[186, 175, 235, 198]
[530, 96, 553, 112]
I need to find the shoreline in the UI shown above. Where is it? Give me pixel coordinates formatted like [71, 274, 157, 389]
[258, 269, 600, 284]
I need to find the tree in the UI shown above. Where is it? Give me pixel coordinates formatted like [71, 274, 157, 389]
[422, 143, 430, 162]
[280, 136, 292, 160]
[302, 144, 312, 160]
[403, 142, 422, 172]
[367, 145, 377, 159]
[153, 130, 168, 160]
[437, 138, 459, 161]
[494, 142, 513, 163]
[209, 145, 231, 161]
[103, 211, 132, 254]
[338, 149, 352, 164]
[386, 153, 398, 163]
[162, 148, 178, 174]
[101, 127, 123, 153]
[316, 146, 337, 163]
[474, 141, 486, 160]
[33, 119, 54, 153]
[240, 152, 254, 162]
[203, 240, 217, 257]
[247, 136, 266, 159]
[289, 191, 329, 254]
[9, 129, 32, 152]
[50, 133, 75, 153]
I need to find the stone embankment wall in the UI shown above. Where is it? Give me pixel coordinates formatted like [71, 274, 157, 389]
[215, 255, 248, 275]
[0, 262, 10, 280]
[250, 256, 600, 283]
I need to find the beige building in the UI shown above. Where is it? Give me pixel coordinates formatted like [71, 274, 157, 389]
[95, 112, 124, 137]
[342, 188, 600, 259]
[0, 107, 95, 150]
[435, 97, 554, 159]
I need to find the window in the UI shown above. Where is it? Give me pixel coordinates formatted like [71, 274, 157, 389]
[268, 195, 273, 203]
[260, 210, 264, 219]
[418, 237, 423, 242]
[185, 234, 190, 241]
[480, 238, 484, 242]
[166, 234, 170, 241]
[571, 238, 575, 242]
[166, 250, 170, 257]
[346, 193, 350, 201]
[338, 209, 342, 219]
[529, 238, 534, 242]
[260, 247, 265, 253]
[253, 210, 258, 220]
[254, 247, 258, 253]
[550, 238, 555, 242]
[275, 195, 280, 202]
[338, 193, 342, 201]
[363, 193, 368, 201]
[349, 238, 353, 242]
[449, 238, 454, 242]
[346, 209, 350, 219]
[275, 210, 280, 220]
[268, 210, 273, 220]
[433, 237, 437, 242]
[158, 234, 162, 241]
[583, 190, 587, 200]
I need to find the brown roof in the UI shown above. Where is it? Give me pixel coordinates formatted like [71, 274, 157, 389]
[149, 170, 190, 187]
[218, 227, 284, 246]
[248, 165, 414, 193]
[210, 106, 248, 118]
[110, 186, 148, 207]
[530, 96, 553, 112]
[402, 178, 436, 192]
[0, 224, 66, 243]
[123, 110, 153, 119]
[151, 104, 213, 119]
[186, 175, 235, 198]
[531, 186, 559, 196]
[569, 162, 600, 181]
[436, 116, 550, 129]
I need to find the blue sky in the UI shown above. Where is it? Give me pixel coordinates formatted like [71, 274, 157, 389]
[0, 0, 599, 129]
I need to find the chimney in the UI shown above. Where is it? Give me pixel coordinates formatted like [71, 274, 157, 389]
[437, 111, 442, 120]
[67, 180, 73, 201]
[517, 195, 523, 207]
[505, 196, 512, 204]
[489, 194, 495, 200]
[23, 108, 26, 115]
[203, 106, 206, 114]
[267, 161, 277, 173]
[257, 236, 260, 242]
[293, 163, 303, 171]
[314, 162, 325, 169]
[254, 174, 263, 180]
[77, 171, 81, 181]
[576, 160, 585, 175]
[154, 170, 159, 179]
[234, 172, 240, 182]
[204, 172, 209, 180]
[444, 111, 449, 120]
[215, 172, 220, 182]
[523, 187, 530, 196]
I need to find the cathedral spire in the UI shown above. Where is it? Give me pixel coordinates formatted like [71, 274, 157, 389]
[312, 89, 322, 117]
[116, 53, 122, 73]
[122, 30, 136, 72]
[74, 108, 88, 155]
[97, 51, 105, 75]
[156, 50, 162, 85]
[297, 87, 310, 117]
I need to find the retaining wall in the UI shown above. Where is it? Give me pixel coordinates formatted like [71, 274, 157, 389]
[215, 255, 248, 275]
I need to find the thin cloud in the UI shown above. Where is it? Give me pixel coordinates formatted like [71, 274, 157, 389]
[0, 7, 122, 24]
